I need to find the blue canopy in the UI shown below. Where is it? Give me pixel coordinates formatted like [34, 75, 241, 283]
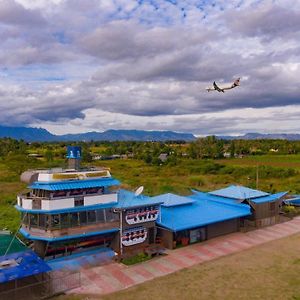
[30, 178, 120, 191]
[0, 250, 51, 283]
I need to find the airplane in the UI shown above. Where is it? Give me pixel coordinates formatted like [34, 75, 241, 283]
[206, 78, 240, 93]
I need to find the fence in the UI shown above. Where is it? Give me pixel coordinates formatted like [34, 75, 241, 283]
[0, 271, 81, 300]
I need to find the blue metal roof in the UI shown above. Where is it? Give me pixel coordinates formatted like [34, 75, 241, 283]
[209, 185, 269, 200]
[250, 191, 288, 204]
[193, 189, 287, 205]
[115, 190, 163, 209]
[0, 250, 51, 283]
[29, 178, 120, 191]
[284, 196, 300, 206]
[157, 195, 251, 232]
[19, 228, 119, 242]
[151, 193, 195, 207]
[190, 190, 240, 205]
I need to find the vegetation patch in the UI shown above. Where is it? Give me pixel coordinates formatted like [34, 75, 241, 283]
[121, 253, 151, 265]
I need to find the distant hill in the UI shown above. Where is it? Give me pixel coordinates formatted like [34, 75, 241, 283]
[0, 126, 196, 142]
[218, 133, 300, 141]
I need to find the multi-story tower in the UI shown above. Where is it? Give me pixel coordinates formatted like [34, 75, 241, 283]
[15, 146, 163, 259]
[16, 146, 121, 258]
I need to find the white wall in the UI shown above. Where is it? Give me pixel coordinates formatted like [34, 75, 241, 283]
[41, 198, 74, 210]
[37, 173, 53, 181]
[22, 199, 32, 209]
[84, 193, 117, 206]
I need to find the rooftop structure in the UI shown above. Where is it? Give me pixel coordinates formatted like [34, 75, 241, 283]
[209, 185, 269, 200]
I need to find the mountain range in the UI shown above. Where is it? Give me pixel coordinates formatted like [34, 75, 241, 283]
[0, 125, 196, 142]
[0, 125, 300, 142]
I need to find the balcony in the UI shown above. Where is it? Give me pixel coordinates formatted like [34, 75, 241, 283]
[18, 192, 118, 211]
[21, 220, 120, 240]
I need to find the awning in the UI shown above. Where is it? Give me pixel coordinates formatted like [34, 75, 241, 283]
[0, 250, 51, 283]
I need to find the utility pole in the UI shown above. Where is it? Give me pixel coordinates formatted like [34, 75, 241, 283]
[256, 165, 259, 189]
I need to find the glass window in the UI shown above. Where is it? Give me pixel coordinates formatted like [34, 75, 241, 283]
[74, 197, 84, 207]
[105, 209, 119, 222]
[21, 213, 28, 225]
[79, 211, 87, 225]
[87, 210, 96, 223]
[96, 210, 105, 222]
[71, 212, 79, 227]
[51, 214, 60, 229]
[61, 213, 70, 228]
[29, 214, 38, 227]
[39, 214, 46, 228]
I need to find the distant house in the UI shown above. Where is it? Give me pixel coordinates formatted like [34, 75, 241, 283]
[158, 153, 168, 162]
[223, 152, 231, 158]
[28, 153, 43, 159]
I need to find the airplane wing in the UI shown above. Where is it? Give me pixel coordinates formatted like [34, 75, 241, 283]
[213, 81, 224, 93]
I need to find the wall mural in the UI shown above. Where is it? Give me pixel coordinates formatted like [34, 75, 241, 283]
[121, 226, 147, 246]
[125, 206, 159, 225]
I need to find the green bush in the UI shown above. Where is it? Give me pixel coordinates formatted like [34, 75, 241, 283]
[283, 205, 297, 214]
[122, 252, 151, 265]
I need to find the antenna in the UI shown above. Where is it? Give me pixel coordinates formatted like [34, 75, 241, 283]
[135, 186, 144, 197]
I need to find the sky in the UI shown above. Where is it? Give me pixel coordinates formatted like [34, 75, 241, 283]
[0, 0, 299, 136]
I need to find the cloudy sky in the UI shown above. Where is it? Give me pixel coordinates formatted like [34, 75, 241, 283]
[0, 0, 299, 136]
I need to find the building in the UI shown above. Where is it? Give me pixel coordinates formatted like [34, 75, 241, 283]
[205, 185, 288, 227]
[153, 193, 251, 249]
[16, 146, 163, 259]
[15, 147, 291, 259]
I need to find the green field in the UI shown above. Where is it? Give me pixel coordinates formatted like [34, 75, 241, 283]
[1, 151, 300, 233]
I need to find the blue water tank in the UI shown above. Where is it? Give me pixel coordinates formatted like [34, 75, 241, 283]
[67, 146, 81, 159]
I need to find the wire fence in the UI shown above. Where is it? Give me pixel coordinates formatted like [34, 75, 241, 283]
[0, 271, 81, 300]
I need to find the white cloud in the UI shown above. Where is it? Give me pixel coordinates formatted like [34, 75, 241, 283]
[0, 0, 299, 135]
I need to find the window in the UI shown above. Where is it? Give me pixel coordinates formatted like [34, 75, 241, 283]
[39, 214, 46, 228]
[51, 214, 60, 228]
[87, 210, 96, 224]
[71, 212, 79, 227]
[79, 211, 87, 225]
[96, 210, 105, 222]
[105, 209, 119, 222]
[74, 197, 84, 207]
[29, 214, 38, 227]
[61, 213, 70, 228]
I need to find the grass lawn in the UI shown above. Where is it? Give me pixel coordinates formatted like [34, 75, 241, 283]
[59, 233, 300, 300]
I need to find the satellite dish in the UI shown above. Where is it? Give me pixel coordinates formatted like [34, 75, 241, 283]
[135, 186, 144, 197]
